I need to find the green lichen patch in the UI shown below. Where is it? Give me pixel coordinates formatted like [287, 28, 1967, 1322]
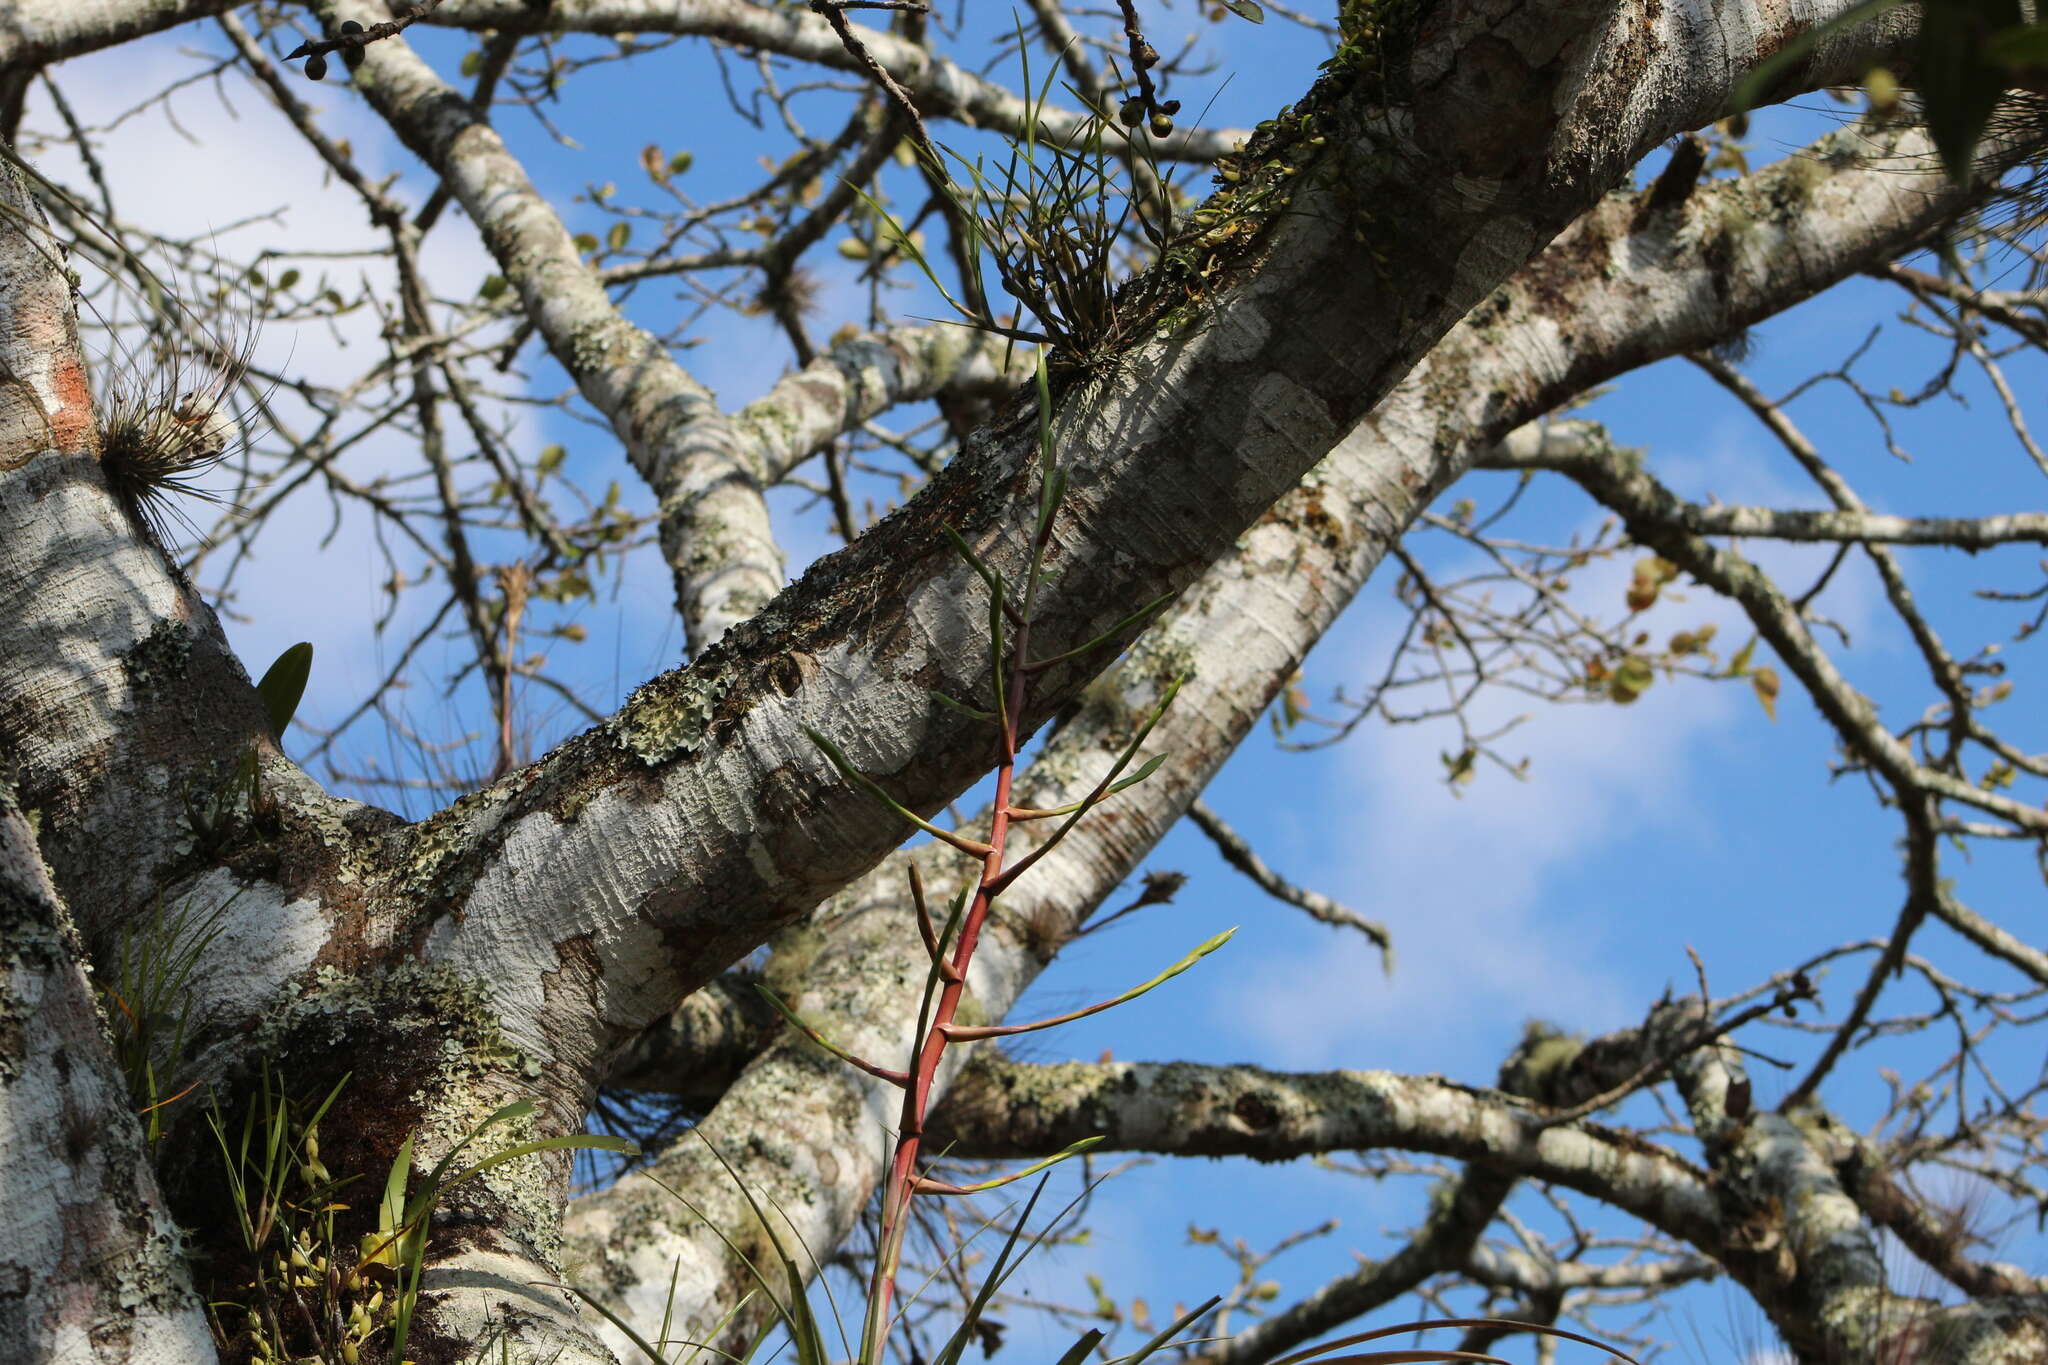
[609, 663, 734, 766]
[371, 781, 512, 919]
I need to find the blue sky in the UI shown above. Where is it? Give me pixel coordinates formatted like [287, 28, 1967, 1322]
[35, 7, 2048, 1362]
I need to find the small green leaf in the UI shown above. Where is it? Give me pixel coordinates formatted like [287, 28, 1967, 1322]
[1221, 0, 1266, 20]
[931, 691, 995, 722]
[255, 642, 313, 742]
[461, 48, 483, 77]
[607, 221, 630, 251]
[479, 273, 508, 300]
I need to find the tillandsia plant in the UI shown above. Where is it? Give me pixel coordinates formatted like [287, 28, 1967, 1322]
[855, 29, 1182, 367]
[0, 142, 265, 558]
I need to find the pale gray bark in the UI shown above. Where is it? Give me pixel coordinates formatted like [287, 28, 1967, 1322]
[420, 0, 1249, 160]
[0, 0, 235, 70]
[0, 781, 214, 1365]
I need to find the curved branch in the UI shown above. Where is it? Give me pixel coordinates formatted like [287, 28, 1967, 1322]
[926, 1056, 1719, 1250]
[423, 0, 1247, 160]
[1480, 433, 2048, 836]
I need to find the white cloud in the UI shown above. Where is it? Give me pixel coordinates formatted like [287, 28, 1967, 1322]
[1223, 421, 1893, 1071]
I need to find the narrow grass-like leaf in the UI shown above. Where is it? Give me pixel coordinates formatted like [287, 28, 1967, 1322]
[1108, 1294, 1224, 1364]
[564, 1283, 678, 1365]
[944, 928, 1234, 1041]
[1010, 753, 1167, 820]
[993, 677, 1182, 891]
[1268, 1319, 1637, 1365]
[680, 1138, 831, 1365]
[754, 983, 910, 1085]
[1023, 590, 1177, 672]
[1035, 467, 1068, 543]
[929, 1175, 1055, 1365]
[931, 691, 995, 722]
[749, 1170, 855, 1363]
[1056, 1330, 1107, 1365]
[918, 1134, 1104, 1194]
[679, 1284, 760, 1365]
[803, 726, 994, 856]
[440, 1132, 636, 1190]
[941, 522, 1002, 598]
[643, 1171, 783, 1335]
[851, 183, 973, 321]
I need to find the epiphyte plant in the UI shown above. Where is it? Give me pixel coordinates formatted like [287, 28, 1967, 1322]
[92, 272, 261, 555]
[767, 349, 1233, 1362]
[858, 25, 1184, 368]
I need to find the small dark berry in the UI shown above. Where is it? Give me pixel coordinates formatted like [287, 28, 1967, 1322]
[338, 19, 364, 33]
[1161, 99, 1182, 115]
[304, 52, 329, 80]
[1148, 113, 1174, 138]
[344, 46, 366, 71]
[1118, 98, 1146, 128]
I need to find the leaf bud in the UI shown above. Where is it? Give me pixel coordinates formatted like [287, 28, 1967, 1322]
[1119, 98, 1146, 127]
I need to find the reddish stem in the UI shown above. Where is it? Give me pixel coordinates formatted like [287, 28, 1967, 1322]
[865, 509, 1052, 1358]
